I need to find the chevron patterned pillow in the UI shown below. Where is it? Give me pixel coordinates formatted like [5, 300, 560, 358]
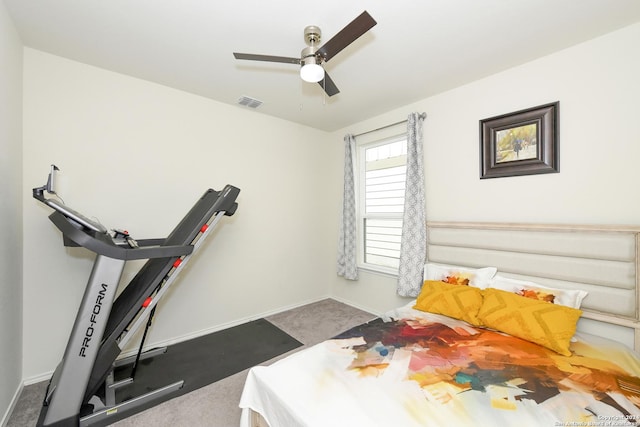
[413, 280, 484, 326]
[478, 287, 582, 356]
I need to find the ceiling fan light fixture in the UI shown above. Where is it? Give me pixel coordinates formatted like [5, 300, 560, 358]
[300, 62, 324, 83]
[300, 47, 324, 83]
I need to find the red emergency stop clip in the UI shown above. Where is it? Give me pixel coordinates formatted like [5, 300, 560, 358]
[142, 297, 152, 308]
[173, 258, 182, 268]
[200, 224, 208, 233]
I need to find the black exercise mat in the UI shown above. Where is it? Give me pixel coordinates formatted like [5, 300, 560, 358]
[92, 318, 302, 425]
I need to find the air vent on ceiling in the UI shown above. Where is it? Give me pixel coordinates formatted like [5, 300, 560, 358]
[237, 96, 263, 109]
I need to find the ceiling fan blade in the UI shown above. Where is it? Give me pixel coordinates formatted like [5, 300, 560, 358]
[316, 11, 377, 62]
[233, 52, 300, 64]
[318, 72, 340, 97]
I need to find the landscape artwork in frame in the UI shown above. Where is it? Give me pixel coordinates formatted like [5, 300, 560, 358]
[480, 102, 559, 179]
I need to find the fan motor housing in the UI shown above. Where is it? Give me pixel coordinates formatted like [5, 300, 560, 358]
[304, 25, 321, 46]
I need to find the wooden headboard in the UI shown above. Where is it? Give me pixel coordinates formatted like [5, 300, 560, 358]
[426, 221, 640, 351]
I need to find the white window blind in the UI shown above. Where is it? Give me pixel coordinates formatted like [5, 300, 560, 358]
[358, 136, 407, 272]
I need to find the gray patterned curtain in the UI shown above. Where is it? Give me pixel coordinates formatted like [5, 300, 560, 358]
[397, 112, 427, 297]
[337, 134, 358, 280]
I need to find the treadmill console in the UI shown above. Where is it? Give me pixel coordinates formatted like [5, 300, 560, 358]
[33, 164, 108, 234]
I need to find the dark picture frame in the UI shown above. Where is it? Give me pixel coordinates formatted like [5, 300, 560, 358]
[480, 102, 559, 179]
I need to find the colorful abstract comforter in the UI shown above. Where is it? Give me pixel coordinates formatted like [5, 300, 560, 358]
[239, 306, 640, 427]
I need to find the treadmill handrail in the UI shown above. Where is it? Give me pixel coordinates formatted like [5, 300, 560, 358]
[49, 211, 194, 261]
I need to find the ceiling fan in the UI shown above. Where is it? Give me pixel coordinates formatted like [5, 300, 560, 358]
[233, 11, 377, 97]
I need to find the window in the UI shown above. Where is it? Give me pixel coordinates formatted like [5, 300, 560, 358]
[357, 135, 407, 273]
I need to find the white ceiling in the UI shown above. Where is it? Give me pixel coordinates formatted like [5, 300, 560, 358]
[4, 0, 640, 132]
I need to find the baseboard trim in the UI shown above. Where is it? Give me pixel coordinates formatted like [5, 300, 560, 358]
[126, 295, 331, 358]
[329, 295, 383, 318]
[23, 372, 52, 386]
[1, 382, 24, 427]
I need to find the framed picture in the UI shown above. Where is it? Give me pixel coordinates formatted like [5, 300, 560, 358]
[480, 102, 559, 179]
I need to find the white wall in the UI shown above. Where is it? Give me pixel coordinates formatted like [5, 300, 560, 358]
[0, 0, 23, 423]
[22, 49, 334, 380]
[330, 23, 640, 315]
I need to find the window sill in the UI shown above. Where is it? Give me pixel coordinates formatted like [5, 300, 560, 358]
[358, 264, 398, 278]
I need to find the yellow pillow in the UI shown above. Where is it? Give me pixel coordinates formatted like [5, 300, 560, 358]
[414, 280, 484, 326]
[478, 288, 582, 356]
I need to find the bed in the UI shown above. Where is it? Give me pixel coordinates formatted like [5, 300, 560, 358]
[239, 222, 640, 427]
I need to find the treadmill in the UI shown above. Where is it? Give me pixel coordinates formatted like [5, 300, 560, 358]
[32, 165, 240, 426]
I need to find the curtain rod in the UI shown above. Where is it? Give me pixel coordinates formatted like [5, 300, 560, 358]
[354, 119, 407, 138]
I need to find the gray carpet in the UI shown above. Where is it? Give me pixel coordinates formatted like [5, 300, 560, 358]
[7, 299, 375, 427]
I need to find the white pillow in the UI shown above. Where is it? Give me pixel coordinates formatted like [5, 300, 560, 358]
[488, 275, 588, 309]
[424, 263, 497, 288]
